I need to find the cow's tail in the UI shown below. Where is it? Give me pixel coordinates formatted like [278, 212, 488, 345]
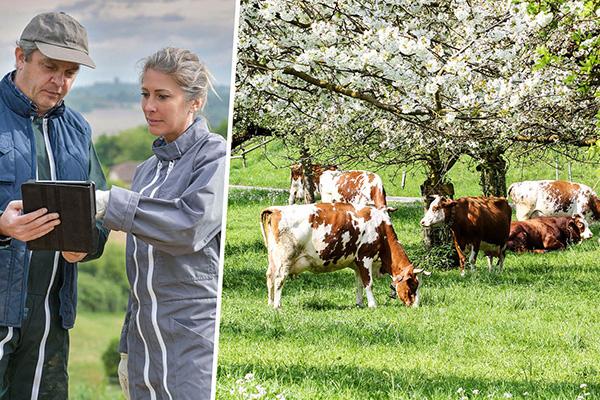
[507, 182, 516, 199]
[260, 208, 275, 248]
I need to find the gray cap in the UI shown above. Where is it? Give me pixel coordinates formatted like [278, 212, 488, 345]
[20, 12, 95, 69]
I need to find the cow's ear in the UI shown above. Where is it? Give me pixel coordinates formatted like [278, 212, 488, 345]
[386, 206, 398, 213]
[567, 220, 579, 237]
[443, 199, 457, 208]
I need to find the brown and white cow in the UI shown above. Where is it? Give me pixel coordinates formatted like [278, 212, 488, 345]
[319, 170, 388, 209]
[508, 180, 600, 225]
[288, 163, 337, 205]
[507, 215, 591, 253]
[420, 196, 512, 275]
[260, 203, 430, 309]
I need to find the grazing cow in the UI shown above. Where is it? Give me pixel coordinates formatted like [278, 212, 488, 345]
[288, 163, 337, 204]
[508, 180, 600, 224]
[507, 215, 591, 253]
[319, 170, 388, 209]
[420, 196, 512, 275]
[260, 203, 430, 309]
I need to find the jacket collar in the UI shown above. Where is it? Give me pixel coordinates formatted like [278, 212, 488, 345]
[0, 71, 65, 119]
[152, 118, 210, 161]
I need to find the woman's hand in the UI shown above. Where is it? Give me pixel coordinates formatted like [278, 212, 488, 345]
[118, 352, 130, 399]
[95, 190, 111, 219]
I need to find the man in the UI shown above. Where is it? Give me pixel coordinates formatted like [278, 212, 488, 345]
[0, 12, 108, 398]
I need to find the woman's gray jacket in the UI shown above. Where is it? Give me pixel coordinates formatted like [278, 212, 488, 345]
[102, 118, 226, 400]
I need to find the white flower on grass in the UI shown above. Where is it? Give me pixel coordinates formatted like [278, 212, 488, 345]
[580, 383, 587, 389]
[472, 388, 480, 395]
[275, 395, 286, 400]
[244, 372, 255, 382]
[457, 387, 465, 394]
[503, 393, 513, 398]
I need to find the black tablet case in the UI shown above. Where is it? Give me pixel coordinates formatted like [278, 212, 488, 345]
[21, 181, 97, 253]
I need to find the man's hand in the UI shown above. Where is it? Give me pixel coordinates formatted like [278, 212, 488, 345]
[61, 251, 87, 263]
[0, 200, 60, 241]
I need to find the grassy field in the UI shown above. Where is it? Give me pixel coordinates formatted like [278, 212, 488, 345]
[216, 189, 600, 399]
[229, 139, 600, 197]
[69, 311, 124, 399]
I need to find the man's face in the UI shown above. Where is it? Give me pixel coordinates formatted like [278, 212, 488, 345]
[14, 48, 79, 115]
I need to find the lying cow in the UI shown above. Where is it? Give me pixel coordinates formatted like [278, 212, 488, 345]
[420, 196, 511, 275]
[507, 215, 591, 253]
[508, 180, 600, 224]
[288, 163, 337, 205]
[260, 203, 430, 309]
[319, 170, 388, 209]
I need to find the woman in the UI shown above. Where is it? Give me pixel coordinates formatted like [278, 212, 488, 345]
[95, 47, 226, 400]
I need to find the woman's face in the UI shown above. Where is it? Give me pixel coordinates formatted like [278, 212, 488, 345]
[141, 68, 201, 142]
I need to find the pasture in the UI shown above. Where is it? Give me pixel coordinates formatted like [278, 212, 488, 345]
[229, 139, 599, 198]
[69, 312, 124, 399]
[216, 189, 600, 399]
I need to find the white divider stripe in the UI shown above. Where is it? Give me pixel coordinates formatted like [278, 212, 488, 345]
[0, 327, 14, 360]
[30, 252, 59, 400]
[131, 160, 163, 400]
[146, 160, 175, 399]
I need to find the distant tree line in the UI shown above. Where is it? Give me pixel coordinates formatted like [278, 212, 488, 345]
[95, 119, 228, 169]
[67, 81, 231, 125]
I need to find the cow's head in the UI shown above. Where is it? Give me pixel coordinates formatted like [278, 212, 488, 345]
[571, 214, 592, 240]
[506, 230, 528, 253]
[589, 195, 600, 221]
[389, 266, 431, 307]
[420, 195, 455, 227]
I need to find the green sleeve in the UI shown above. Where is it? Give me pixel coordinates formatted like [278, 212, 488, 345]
[81, 141, 110, 262]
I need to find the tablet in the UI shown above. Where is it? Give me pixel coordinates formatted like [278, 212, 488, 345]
[21, 180, 97, 253]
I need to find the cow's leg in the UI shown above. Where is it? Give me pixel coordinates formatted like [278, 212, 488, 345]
[266, 253, 277, 306]
[542, 236, 565, 252]
[266, 268, 274, 306]
[496, 245, 507, 273]
[356, 259, 377, 308]
[468, 243, 480, 272]
[288, 179, 303, 205]
[272, 263, 290, 309]
[353, 269, 364, 307]
[451, 231, 467, 276]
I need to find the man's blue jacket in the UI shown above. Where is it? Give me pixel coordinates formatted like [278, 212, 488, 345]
[0, 72, 108, 329]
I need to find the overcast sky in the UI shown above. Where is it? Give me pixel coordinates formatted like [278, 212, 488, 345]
[0, 0, 237, 87]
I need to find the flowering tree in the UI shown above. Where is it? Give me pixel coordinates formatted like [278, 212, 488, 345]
[234, 0, 598, 201]
[520, 0, 599, 157]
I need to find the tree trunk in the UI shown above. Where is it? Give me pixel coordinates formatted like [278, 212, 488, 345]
[420, 177, 455, 248]
[301, 147, 316, 203]
[420, 153, 460, 269]
[477, 149, 507, 197]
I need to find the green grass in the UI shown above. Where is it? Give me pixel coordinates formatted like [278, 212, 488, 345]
[69, 312, 125, 399]
[217, 189, 600, 399]
[229, 139, 600, 197]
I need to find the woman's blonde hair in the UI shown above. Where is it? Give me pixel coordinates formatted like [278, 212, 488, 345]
[141, 47, 215, 110]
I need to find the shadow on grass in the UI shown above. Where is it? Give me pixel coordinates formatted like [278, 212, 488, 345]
[219, 312, 420, 346]
[225, 238, 265, 256]
[219, 361, 596, 399]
